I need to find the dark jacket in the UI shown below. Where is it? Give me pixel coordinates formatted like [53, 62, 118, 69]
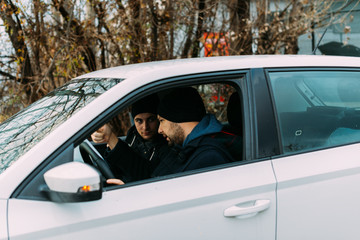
[152, 114, 234, 176]
[125, 125, 167, 165]
[100, 125, 168, 182]
[106, 114, 235, 182]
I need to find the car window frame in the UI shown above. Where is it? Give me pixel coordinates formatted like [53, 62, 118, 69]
[99, 71, 253, 191]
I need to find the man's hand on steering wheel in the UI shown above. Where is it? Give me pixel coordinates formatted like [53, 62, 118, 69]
[79, 139, 115, 179]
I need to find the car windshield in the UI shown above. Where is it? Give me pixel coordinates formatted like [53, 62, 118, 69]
[0, 78, 123, 174]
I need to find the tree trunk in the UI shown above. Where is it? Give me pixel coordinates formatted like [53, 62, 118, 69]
[52, 0, 97, 71]
[192, 0, 205, 58]
[229, 0, 252, 55]
[0, 0, 35, 101]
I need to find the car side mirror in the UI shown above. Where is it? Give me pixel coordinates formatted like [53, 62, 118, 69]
[42, 162, 102, 203]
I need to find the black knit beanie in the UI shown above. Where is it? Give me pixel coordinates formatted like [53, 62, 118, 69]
[131, 94, 159, 118]
[157, 87, 206, 123]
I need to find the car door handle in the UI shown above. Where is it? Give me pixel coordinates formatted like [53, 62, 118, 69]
[224, 199, 270, 218]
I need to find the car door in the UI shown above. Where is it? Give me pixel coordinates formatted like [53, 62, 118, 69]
[8, 161, 276, 240]
[273, 144, 360, 240]
[268, 69, 360, 240]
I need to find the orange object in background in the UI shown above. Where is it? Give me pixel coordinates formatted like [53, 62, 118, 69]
[203, 32, 229, 57]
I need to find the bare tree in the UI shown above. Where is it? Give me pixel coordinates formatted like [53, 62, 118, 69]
[0, 0, 357, 121]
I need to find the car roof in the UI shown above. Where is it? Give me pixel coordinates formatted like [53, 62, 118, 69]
[75, 55, 360, 80]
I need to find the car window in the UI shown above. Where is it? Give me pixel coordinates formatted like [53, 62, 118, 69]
[0, 78, 122, 175]
[198, 83, 236, 123]
[269, 70, 360, 153]
[84, 81, 244, 188]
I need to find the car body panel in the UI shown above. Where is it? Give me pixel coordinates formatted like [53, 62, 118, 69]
[8, 161, 276, 240]
[273, 143, 360, 240]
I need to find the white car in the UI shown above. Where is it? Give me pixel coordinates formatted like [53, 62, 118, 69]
[1, 55, 360, 240]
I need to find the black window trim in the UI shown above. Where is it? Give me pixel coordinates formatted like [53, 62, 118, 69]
[250, 68, 280, 159]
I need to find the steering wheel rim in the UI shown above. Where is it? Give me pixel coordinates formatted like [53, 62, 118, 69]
[79, 139, 115, 179]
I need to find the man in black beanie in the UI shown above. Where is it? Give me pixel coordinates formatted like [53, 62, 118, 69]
[127, 94, 165, 156]
[91, 94, 167, 183]
[151, 87, 233, 176]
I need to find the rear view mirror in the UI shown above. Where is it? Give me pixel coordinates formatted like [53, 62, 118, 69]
[42, 162, 102, 203]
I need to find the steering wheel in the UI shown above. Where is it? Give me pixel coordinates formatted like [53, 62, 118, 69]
[79, 139, 115, 179]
